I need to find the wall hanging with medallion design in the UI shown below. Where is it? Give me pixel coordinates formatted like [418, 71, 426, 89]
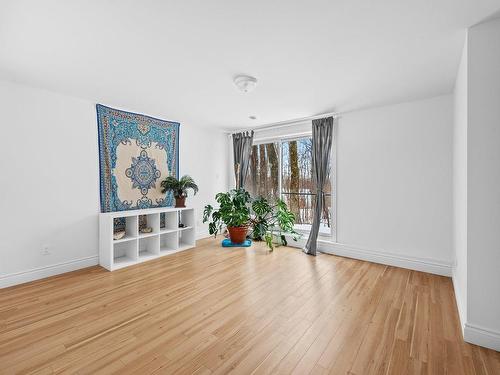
[96, 104, 179, 212]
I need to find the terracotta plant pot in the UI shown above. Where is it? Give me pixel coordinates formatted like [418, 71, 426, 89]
[227, 226, 248, 244]
[175, 196, 186, 208]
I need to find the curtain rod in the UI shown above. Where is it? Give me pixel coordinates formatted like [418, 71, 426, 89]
[224, 110, 340, 134]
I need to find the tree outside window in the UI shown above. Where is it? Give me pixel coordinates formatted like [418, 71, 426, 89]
[245, 137, 332, 234]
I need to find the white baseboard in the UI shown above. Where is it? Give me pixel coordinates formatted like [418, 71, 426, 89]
[451, 270, 500, 351]
[451, 269, 467, 336]
[0, 255, 99, 289]
[196, 231, 211, 240]
[1, 233, 210, 289]
[464, 323, 500, 351]
[317, 241, 453, 276]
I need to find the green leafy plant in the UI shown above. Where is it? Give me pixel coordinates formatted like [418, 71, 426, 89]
[203, 188, 300, 251]
[203, 189, 251, 236]
[250, 196, 300, 250]
[160, 175, 199, 198]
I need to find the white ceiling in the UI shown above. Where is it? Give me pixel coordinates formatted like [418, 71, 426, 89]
[1, 1, 499, 130]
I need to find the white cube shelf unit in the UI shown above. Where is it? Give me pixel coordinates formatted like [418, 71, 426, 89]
[99, 207, 196, 271]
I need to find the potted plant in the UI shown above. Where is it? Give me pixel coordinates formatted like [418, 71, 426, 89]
[203, 189, 300, 250]
[160, 175, 199, 208]
[249, 196, 299, 250]
[203, 189, 251, 244]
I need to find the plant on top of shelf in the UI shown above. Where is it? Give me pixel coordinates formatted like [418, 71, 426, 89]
[160, 175, 198, 208]
[203, 188, 300, 251]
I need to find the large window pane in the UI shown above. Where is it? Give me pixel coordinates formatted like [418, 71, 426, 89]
[244, 137, 333, 235]
[245, 142, 279, 202]
[281, 138, 331, 233]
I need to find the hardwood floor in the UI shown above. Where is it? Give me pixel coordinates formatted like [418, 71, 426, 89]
[0, 238, 498, 374]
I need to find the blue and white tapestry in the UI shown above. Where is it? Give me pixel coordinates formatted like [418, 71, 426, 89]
[97, 104, 179, 212]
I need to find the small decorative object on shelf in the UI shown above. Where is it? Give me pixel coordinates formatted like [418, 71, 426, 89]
[140, 227, 153, 234]
[160, 175, 199, 208]
[113, 230, 126, 240]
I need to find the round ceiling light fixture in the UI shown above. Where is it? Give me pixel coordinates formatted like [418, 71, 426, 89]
[249, 115, 257, 120]
[233, 75, 258, 93]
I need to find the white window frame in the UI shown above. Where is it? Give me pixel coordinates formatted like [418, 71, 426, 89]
[251, 125, 337, 242]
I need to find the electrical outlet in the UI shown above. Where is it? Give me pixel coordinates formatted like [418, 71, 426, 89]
[41, 245, 50, 255]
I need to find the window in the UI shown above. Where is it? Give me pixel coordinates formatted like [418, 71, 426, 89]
[245, 142, 279, 202]
[245, 136, 334, 236]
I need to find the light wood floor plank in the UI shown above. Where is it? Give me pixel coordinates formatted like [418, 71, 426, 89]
[0, 238, 498, 374]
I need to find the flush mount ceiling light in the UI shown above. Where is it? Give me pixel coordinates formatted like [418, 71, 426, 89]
[233, 75, 258, 93]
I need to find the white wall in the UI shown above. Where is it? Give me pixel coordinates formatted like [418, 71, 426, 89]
[452, 35, 468, 327]
[180, 125, 228, 238]
[335, 96, 453, 265]
[0, 81, 100, 285]
[0, 80, 227, 287]
[249, 96, 454, 273]
[450, 17, 500, 351]
[466, 16, 500, 348]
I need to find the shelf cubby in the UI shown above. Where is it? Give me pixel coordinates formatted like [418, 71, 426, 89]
[138, 213, 160, 237]
[113, 216, 138, 242]
[100, 207, 196, 271]
[113, 239, 138, 269]
[139, 235, 160, 260]
[160, 231, 178, 254]
[160, 211, 178, 232]
[179, 227, 195, 249]
[179, 209, 195, 229]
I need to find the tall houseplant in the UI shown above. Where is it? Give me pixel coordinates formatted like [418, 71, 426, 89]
[203, 189, 300, 250]
[203, 189, 251, 243]
[160, 175, 198, 208]
[249, 196, 299, 250]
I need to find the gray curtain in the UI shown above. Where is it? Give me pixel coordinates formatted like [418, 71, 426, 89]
[232, 131, 254, 188]
[304, 117, 334, 256]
